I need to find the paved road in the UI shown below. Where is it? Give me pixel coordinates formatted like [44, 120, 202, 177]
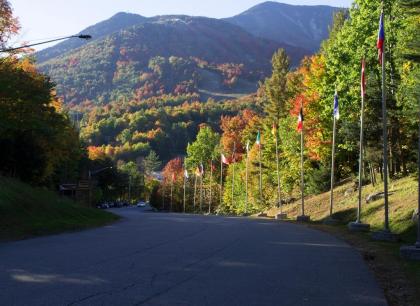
[0, 208, 387, 306]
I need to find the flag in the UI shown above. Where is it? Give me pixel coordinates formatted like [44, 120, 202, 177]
[195, 166, 202, 177]
[221, 154, 230, 165]
[246, 140, 250, 152]
[297, 107, 304, 132]
[210, 160, 216, 171]
[200, 163, 204, 175]
[377, 11, 385, 64]
[256, 131, 261, 146]
[171, 172, 176, 182]
[333, 90, 339, 120]
[361, 58, 366, 97]
[184, 169, 189, 179]
[271, 123, 278, 136]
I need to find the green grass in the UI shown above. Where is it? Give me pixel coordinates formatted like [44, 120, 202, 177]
[0, 176, 119, 241]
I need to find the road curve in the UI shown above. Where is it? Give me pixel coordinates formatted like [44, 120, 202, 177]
[0, 208, 387, 306]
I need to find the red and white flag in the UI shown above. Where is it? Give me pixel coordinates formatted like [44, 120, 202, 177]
[297, 107, 304, 133]
[221, 154, 230, 165]
[361, 58, 366, 98]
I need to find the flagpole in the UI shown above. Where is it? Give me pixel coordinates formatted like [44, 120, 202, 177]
[381, 42, 390, 233]
[220, 155, 223, 207]
[357, 90, 365, 224]
[183, 170, 187, 213]
[245, 144, 249, 215]
[231, 142, 236, 209]
[371, 7, 394, 241]
[209, 160, 213, 214]
[258, 132, 263, 205]
[329, 114, 337, 217]
[300, 120, 305, 216]
[170, 179, 173, 212]
[193, 173, 197, 211]
[348, 59, 370, 231]
[162, 184, 165, 211]
[200, 162, 203, 213]
[297, 101, 309, 222]
[275, 127, 282, 211]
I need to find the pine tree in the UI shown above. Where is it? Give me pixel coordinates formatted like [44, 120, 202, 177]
[264, 49, 291, 122]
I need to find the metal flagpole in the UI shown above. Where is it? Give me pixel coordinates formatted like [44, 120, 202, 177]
[162, 184, 165, 210]
[193, 172, 197, 211]
[357, 83, 365, 223]
[297, 101, 309, 222]
[209, 160, 213, 214]
[232, 142, 236, 209]
[330, 115, 337, 217]
[329, 91, 338, 219]
[259, 133, 263, 205]
[349, 59, 370, 231]
[170, 179, 173, 212]
[245, 142, 249, 214]
[301, 117, 305, 217]
[220, 155, 223, 207]
[381, 36, 390, 233]
[200, 162, 203, 213]
[183, 170, 187, 213]
[275, 125, 282, 211]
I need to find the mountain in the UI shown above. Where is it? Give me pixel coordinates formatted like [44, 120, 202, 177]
[35, 2, 340, 105]
[225, 1, 341, 53]
[36, 12, 147, 63]
[37, 15, 305, 105]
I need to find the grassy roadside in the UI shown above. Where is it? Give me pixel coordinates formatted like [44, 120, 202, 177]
[0, 176, 119, 241]
[264, 176, 420, 306]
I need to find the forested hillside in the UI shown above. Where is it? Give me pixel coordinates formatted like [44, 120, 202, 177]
[37, 16, 303, 105]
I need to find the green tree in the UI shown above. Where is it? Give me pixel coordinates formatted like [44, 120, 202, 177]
[186, 126, 220, 168]
[143, 150, 161, 176]
[264, 49, 291, 122]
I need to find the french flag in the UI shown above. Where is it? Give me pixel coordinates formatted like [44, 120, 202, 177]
[377, 11, 385, 64]
[333, 90, 339, 120]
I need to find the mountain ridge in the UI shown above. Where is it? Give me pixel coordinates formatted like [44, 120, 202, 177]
[35, 2, 340, 105]
[225, 1, 342, 52]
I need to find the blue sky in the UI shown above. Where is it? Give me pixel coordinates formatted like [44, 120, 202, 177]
[8, 0, 353, 50]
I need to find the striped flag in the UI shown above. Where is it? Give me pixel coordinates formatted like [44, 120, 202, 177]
[333, 90, 339, 120]
[297, 107, 304, 132]
[361, 59, 366, 97]
[377, 11, 385, 64]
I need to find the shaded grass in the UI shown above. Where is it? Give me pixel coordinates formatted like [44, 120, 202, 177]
[0, 176, 119, 241]
[264, 176, 420, 306]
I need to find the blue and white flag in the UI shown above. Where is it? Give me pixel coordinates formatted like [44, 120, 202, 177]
[333, 90, 339, 120]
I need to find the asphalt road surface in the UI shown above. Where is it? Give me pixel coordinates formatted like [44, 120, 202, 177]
[0, 208, 387, 306]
